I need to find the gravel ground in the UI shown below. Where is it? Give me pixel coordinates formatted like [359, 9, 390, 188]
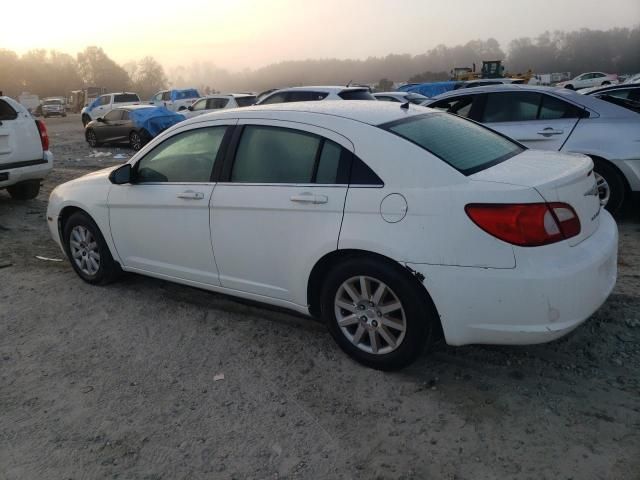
[1, 114, 639, 480]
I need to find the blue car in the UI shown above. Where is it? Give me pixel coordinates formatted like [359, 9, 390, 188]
[84, 105, 185, 151]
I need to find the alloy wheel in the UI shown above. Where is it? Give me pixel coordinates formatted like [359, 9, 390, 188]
[69, 225, 101, 276]
[595, 171, 610, 207]
[87, 130, 97, 147]
[334, 276, 407, 355]
[130, 132, 142, 150]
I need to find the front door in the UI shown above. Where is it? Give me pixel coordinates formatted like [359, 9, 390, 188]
[108, 122, 233, 285]
[210, 120, 352, 303]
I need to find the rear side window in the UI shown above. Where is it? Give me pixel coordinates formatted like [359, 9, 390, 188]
[114, 94, 139, 103]
[259, 92, 288, 105]
[98, 95, 110, 106]
[382, 113, 523, 175]
[104, 109, 123, 121]
[339, 89, 375, 100]
[539, 94, 585, 119]
[0, 100, 18, 121]
[483, 92, 540, 122]
[231, 126, 350, 184]
[235, 96, 257, 107]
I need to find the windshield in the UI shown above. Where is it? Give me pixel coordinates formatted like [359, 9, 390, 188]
[43, 99, 63, 105]
[381, 113, 523, 175]
[235, 96, 257, 107]
[175, 89, 200, 100]
[114, 93, 140, 103]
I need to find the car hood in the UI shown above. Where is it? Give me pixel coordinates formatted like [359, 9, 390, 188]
[63, 166, 118, 188]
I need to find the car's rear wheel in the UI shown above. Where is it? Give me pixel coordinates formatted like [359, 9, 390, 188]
[7, 180, 40, 200]
[85, 129, 99, 148]
[321, 256, 437, 370]
[129, 131, 143, 151]
[63, 211, 121, 285]
[602, 81, 611, 86]
[593, 159, 626, 214]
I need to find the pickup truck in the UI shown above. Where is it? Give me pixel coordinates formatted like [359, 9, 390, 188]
[81, 92, 140, 126]
[0, 96, 53, 199]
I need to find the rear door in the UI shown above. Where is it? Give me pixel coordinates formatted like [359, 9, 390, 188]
[0, 98, 42, 170]
[480, 91, 581, 151]
[98, 109, 124, 143]
[209, 120, 352, 302]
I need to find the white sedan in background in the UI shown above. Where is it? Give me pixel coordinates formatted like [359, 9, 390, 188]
[423, 84, 640, 213]
[180, 93, 257, 119]
[556, 72, 618, 90]
[46, 102, 617, 370]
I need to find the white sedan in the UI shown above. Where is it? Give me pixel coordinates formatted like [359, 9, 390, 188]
[46, 102, 617, 370]
[180, 94, 257, 119]
[556, 72, 618, 90]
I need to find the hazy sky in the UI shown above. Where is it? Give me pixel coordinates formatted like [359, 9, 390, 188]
[2, 0, 638, 71]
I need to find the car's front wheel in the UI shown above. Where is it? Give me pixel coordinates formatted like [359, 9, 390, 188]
[7, 180, 40, 200]
[85, 129, 99, 147]
[63, 211, 122, 285]
[564, 84, 574, 90]
[82, 114, 91, 126]
[321, 256, 438, 370]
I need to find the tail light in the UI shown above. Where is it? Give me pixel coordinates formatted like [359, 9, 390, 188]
[35, 119, 49, 151]
[465, 203, 581, 247]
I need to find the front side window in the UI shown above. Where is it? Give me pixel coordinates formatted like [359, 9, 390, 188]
[103, 109, 123, 121]
[153, 93, 163, 102]
[382, 113, 523, 175]
[429, 95, 477, 118]
[207, 98, 229, 109]
[99, 95, 110, 106]
[482, 92, 541, 122]
[191, 99, 208, 111]
[136, 127, 227, 183]
[231, 126, 350, 184]
[161, 91, 171, 101]
[259, 92, 288, 105]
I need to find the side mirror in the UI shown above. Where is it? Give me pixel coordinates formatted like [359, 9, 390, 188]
[109, 163, 133, 185]
[187, 105, 194, 111]
[97, 117, 105, 123]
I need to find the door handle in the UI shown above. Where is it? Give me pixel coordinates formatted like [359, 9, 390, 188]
[290, 192, 328, 204]
[537, 127, 564, 137]
[177, 190, 205, 200]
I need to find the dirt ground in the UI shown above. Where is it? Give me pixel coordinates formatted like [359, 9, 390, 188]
[1, 114, 639, 480]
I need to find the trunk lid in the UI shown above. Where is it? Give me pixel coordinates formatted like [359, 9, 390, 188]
[470, 150, 601, 246]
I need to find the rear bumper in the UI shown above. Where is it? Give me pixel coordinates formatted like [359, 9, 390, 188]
[407, 210, 618, 346]
[0, 151, 53, 188]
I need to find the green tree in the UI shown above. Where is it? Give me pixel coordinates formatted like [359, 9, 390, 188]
[130, 56, 168, 98]
[77, 46, 129, 91]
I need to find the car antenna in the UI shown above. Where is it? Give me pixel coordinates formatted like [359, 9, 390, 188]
[400, 100, 410, 110]
[346, 80, 352, 87]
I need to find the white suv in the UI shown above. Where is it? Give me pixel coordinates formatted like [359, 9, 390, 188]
[0, 96, 53, 199]
[180, 93, 257, 119]
[256, 86, 375, 105]
[81, 92, 141, 126]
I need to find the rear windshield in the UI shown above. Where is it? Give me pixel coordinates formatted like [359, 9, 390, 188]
[114, 93, 140, 103]
[43, 99, 64, 105]
[382, 113, 523, 175]
[175, 89, 200, 100]
[235, 96, 257, 107]
[339, 89, 376, 100]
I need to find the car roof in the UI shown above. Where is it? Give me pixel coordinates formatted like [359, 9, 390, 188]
[274, 86, 370, 93]
[182, 100, 430, 127]
[202, 93, 256, 99]
[118, 105, 156, 111]
[584, 83, 640, 95]
[427, 84, 637, 118]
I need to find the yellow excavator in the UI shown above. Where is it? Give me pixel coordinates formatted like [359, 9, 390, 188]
[451, 61, 533, 82]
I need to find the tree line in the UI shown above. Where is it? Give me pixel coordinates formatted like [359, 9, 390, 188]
[0, 46, 167, 99]
[0, 26, 638, 100]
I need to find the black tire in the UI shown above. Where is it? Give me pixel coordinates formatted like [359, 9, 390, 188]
[593, 159, 626, 214]
[82, 114, 91, 126]
[320, 256, 438, 370]
[129, 131, 143, 151]
[85, 129, 99, 147]
[7, 180, 40, 200]
[564, 84, 574, 90]
[602, 81, 611, 86]
[63, 211, 122, 285]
